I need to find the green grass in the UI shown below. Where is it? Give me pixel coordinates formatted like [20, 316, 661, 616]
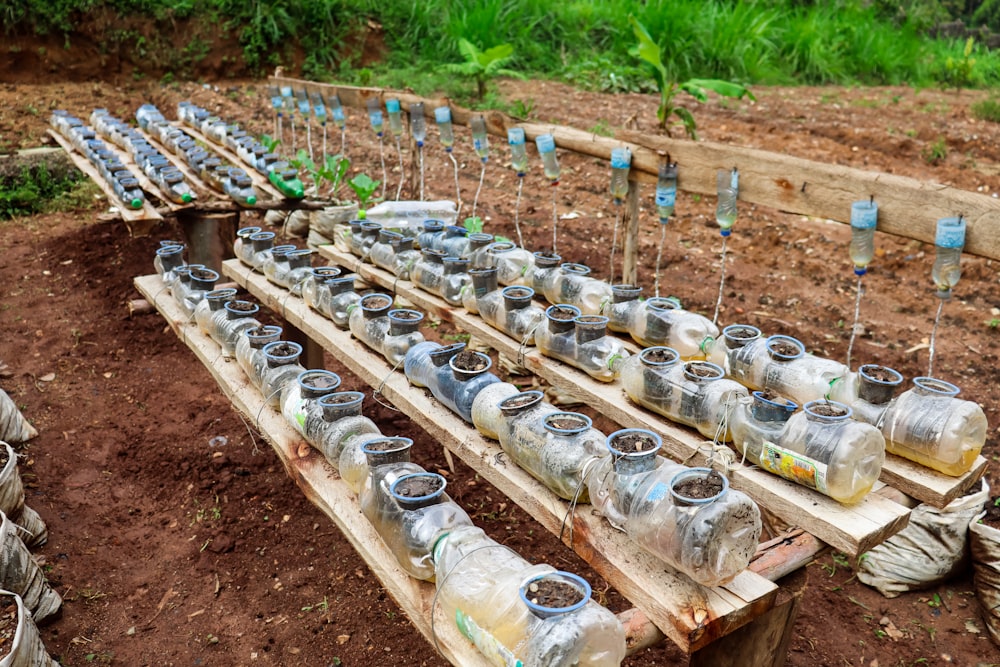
[971, 97, 1000, 122]
[0, 165, 94, 220]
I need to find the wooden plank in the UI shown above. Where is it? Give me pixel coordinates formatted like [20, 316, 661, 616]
[221, 259, 779, 654]
[88, 129, 189, 213]
[133, 273, 492, 667]
[272, 76, 1000, 261]
[621, 177, 641, 286]
[137, 128, 220, 200]
[316, 246, 913, 557]
[169, 121, 284, 200]
[879, 451, 987, 508]
[47, 129, 162, 226]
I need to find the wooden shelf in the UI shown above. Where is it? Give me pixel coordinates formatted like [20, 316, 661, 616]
[133, 273, 493, 667]
[170, 122, 284, 200]
[314, 246, 925, 557]
[220, 259, 781, 654]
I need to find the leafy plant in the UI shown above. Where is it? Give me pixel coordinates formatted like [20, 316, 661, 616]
[921, 137, 948, 164]
[944, 36, 977, 90]
[318, 154, 350, 198]
[463, 216, 483, 233]
[510, 98, 536, 118]
[629, 15, 755, 139]
[348, 173, 381, 216]
[259, 133, 280, 153]
[971, 97, 1000, 123]
[440, 38, 521, 100]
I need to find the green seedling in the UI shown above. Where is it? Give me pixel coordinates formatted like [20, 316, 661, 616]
[441, 38, 522, 101]
[348, 173, 381, 217]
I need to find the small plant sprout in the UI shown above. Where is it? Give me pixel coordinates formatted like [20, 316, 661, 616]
[629, 15, 755, 139]
[441, 38, 521, 101]
[349, 173, 381, 219]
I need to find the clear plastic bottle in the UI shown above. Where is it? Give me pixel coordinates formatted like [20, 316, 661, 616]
[247, 231, 277, 270]
[434, 225, 471, 258]
[358, 221, 383, 259]
[217, 301, 262, 358]
[880, 377, 987, 476]
[727, 334, 854, 406]
[261, 245, 295, 287]
[535, 308, 629, 382]
[629, 296, 719, 360]
[387, 236, 420, 280]
[347, 435, 423, 500]
[601, 284, 643, 333]
[587, 429, 761, 587]
[294, 88, 310, 119]
[716, 168, 738, 236]
[462, 267, 498, 315]
[411, 249, 447, 295]
[301, 266, 342, 316]
[471, 382, 522, 440]
[440, 257, 472, 306]
[324, 92, 346, 129]
[508, 128, 529, 176]
[370, 229, 402, 274]
[488, 242, 535, 286]
[535, 133, 560, 183]
[223, 168, 258, 208]
[367, 472, 473, 581]
[279, 85, 294, 115]
[609, 147, 631, 203]
[323, 276, 362, 329]
[233, 226, 261, 265]
[236, 325, 283, 390]
[114, 175, 145, 210]
[729, 390, 797, 468]
[495, 396, 607, 501]
[410, 102, 427, 147]
[849, 199, 878, 275]
[155, 167, 195, 205]
[175, 267, 218, 321]
[194, 287, 238, 338]
[471, 115, 489, 161]
[492, 286, 547, 345]
[656, 162, 679, 223]
[434, 106, 454, 151]
[348, 295, 425, 366]
[260, 341, 305, 409]
[846, 363, 904, 427]
[154, 243, 186, 285]
[541, 263, 614, 316]
[404, 343, 500, 423]
[707, 323, 761, 372]
[932, 216, 966, 297]
[309, 91, 326, 125]
[280, 369, 342, 437]
[434, 526, 626, 667]
[416, 220, 445, 250]
[306, 391, 382, 467]
[621, 352, 748, 441]
[366, 98, 384, 137]
[385, 98, 404, 138]
[532, 252, 562, 293]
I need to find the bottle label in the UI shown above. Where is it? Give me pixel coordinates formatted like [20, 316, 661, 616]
[850, 202, 877, 229]
[647, 481, 669, 502]
[759, 440, 827, 494]
[655, 186, 676, 207]
[455, 609, 523, 667]
[935, 219, 965, 249]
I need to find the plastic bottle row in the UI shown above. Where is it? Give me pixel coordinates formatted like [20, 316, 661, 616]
[49, 110, 146, 210]
[221, 236, 764, 587]
[152, 242, 629, 666]
[269, 85, 347, 131]
[173, 101, 304, 199]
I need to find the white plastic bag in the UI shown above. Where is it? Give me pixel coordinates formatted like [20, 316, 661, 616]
[0, 590, 59, 667]
[971, 507, 1000, 646]
[0, 510, 60, 622]
[857, 480, 989, 598]
[0, 391, 36, 444]
[0, 443, 47, 549]
[310, 203, 358, 239]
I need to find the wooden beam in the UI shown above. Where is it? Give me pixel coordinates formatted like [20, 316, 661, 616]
[221, 259, 779, 654]
[134, 273, 494, 667]
[621, 177, 641, 286]
[316, 246, 915, 556]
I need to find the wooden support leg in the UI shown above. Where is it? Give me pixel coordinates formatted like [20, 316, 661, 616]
[689, 570, 805, 667]
[621, 177, 641, 286]
[178, 210, 240, 272]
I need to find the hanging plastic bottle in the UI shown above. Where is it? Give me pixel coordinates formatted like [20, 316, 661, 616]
[470, 115, 489, 161]
[656, 161, 678, 223]
[295, 88, 310, 117]
[609, 147, 631, 203]
[716, 168, 738, 235]
[434, 106, 455, 151]
[279, 85, 295, 116]
[327, 93, 346, 129]
[932, 216, 966, 298]
[535, 134, 560, 183]
[410, 103, 427, 146]
[310, 91, 326, 125]
[508, 128, 528, 176]
[850, 198, 878, 275]
[366, 98, 384, 138]
[385, 98, 404, 137]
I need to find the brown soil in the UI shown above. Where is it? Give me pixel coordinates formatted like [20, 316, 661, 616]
[525, 577, 584, 609]
[725, 326, 759, 341]
[610, 432, 658, 453]
[365, 438, 409, 453]
[265, 341, 299, 358]
[808, 402, 850, 417]
[673, 470, 726, 500]
[391, 309, 421, 321]
[2, 76, 1000, 665]
[302, 372, 339, 389]
[548, 306, 578, 321]
[982, 497, 1000, 529]
[545, 415, 588, 431]
[500, 393, 541, 410]
[322, 392, 359, 405]
[451, 350, 487, 372]
[860, 365, 900, 383]
[757, 390, 796, 408]
[189, 267, 215, 280]
[0, 597, 15, 659]
[642, 348, 678, 364]
[504, 287, 532, 299]
[227, 301, 255, 312]
[362, 295, 392, 310]
[769, 340, 803, 357]
[247, 324, 272, 337]
[393, 475, 443, 499]
[684, 362, 720, 378]
[576, 315, 604, 324]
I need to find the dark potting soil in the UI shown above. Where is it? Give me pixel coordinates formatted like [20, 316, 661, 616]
[190, 268, 215, 280]
[611, 432, 657, 453]
[324, 393, 358, 404]
[525, 577, 585, 609]
[547, 415, 587, 431]
[0, 597, 15, 660]
[758, 389, 796, 408]
[770, 340, 802, 357]
[643, 348, 678, 364]
[548, 307, 577, 321]
[364, 296, 392, 310]
[228, 301, 256, 312]
[674, 470, 725, 499]
[267, 342, 299, 358]
[452, 350, 488, 372]
[981, 496, 1000, 529]
[576, 315, 604, 325]
[505, 287, 532, 299]
[501, 394, 540, 410]
[810, 402, 849, 417]
[303, 373, 339, 389]
[394, 475, 443, 498]
[366, 438, 408, 452]
[248, 325, 272, 337]
[392, 310, 421, 320]
[863, 365, 900, 383]
[727, 326, 759, 341]
[684, 362, 719, 378]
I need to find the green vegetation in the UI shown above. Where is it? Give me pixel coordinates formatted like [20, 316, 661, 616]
[971, 96, 1000, 121]
[441, 39, 521, 100]
[0, 165, 94, 220]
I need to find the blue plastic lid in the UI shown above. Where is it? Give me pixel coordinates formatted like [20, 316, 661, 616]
[434, 106, 452, 123]
[535, 133, 555, 153]
[385, 98, 400, 113]
[508, 127, 525, 144]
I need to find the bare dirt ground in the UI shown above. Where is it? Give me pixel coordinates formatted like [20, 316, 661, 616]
[1, 75, 999, 666]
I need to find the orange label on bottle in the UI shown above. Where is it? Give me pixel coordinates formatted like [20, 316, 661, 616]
[759, 441, 828, 495]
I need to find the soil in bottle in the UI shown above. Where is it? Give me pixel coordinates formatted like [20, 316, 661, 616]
[452, 350, 488, 372]
[394, 475, 443, 498]
[526, 578, 585, 608]
[674, 470, 725, 499]
[611, 432, 658, 453]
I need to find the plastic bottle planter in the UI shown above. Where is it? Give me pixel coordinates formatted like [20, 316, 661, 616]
[282, 249, 316, 296]
[261, 244, 297, 286]
[416, 220, 445, 251]
[846, 364, 904, 427]
[154, 243, 185, 285]
[301, 266, 343, 316]
[601, 284, 644, 333]
[280, 369, 342, 437]
[462, 267, 499, 315]
[494, 392, 606, 501]
[194, 287, 237, 338]
[216, 300, 261, 358]
[247, 231, 277, 270]
[357, 221, 383, 260]
[627, 296, 720, 360]
[622, 352, 748, 441]
[727, 334, 854, 406]
[404, 343, 500, 423]
[471, 381, 522, 440]
[348, 220, 365, 257]
[488, 242, 534, 286]
[366, 472, 473, 581]
[236, 324, 282, 390]
[411, 249, 447, 295]
[488, 287, 547, 345]
[433, 225, 471, 258]
[388, 236, 421, 280]
[541, 263, 614, 316]
[319, 276, 362, 329]
[879, 377, 988, 476]
[233, 226, 262, 264]
[260, 341, 305, 409]
[352, 436, 424, 506]
[707, 324, 762, 373]
[434, 526, 627, 667]
[348, 294, 425, 366]
[531, 252, 562, 293]
[587, 429, 762, 587]
[440, 257, 472, 307]
[535, 307, 629, 382]
[465, 233, 496, 268]
[307, 391, 382, 467]
[176, 267, 219, 321]
[370, 229, 403, 274]
[730, 390, 798, 474]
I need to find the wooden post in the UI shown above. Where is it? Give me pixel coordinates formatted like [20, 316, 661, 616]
[178, 210, 239, 272]
[622, 178, 641, 286]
